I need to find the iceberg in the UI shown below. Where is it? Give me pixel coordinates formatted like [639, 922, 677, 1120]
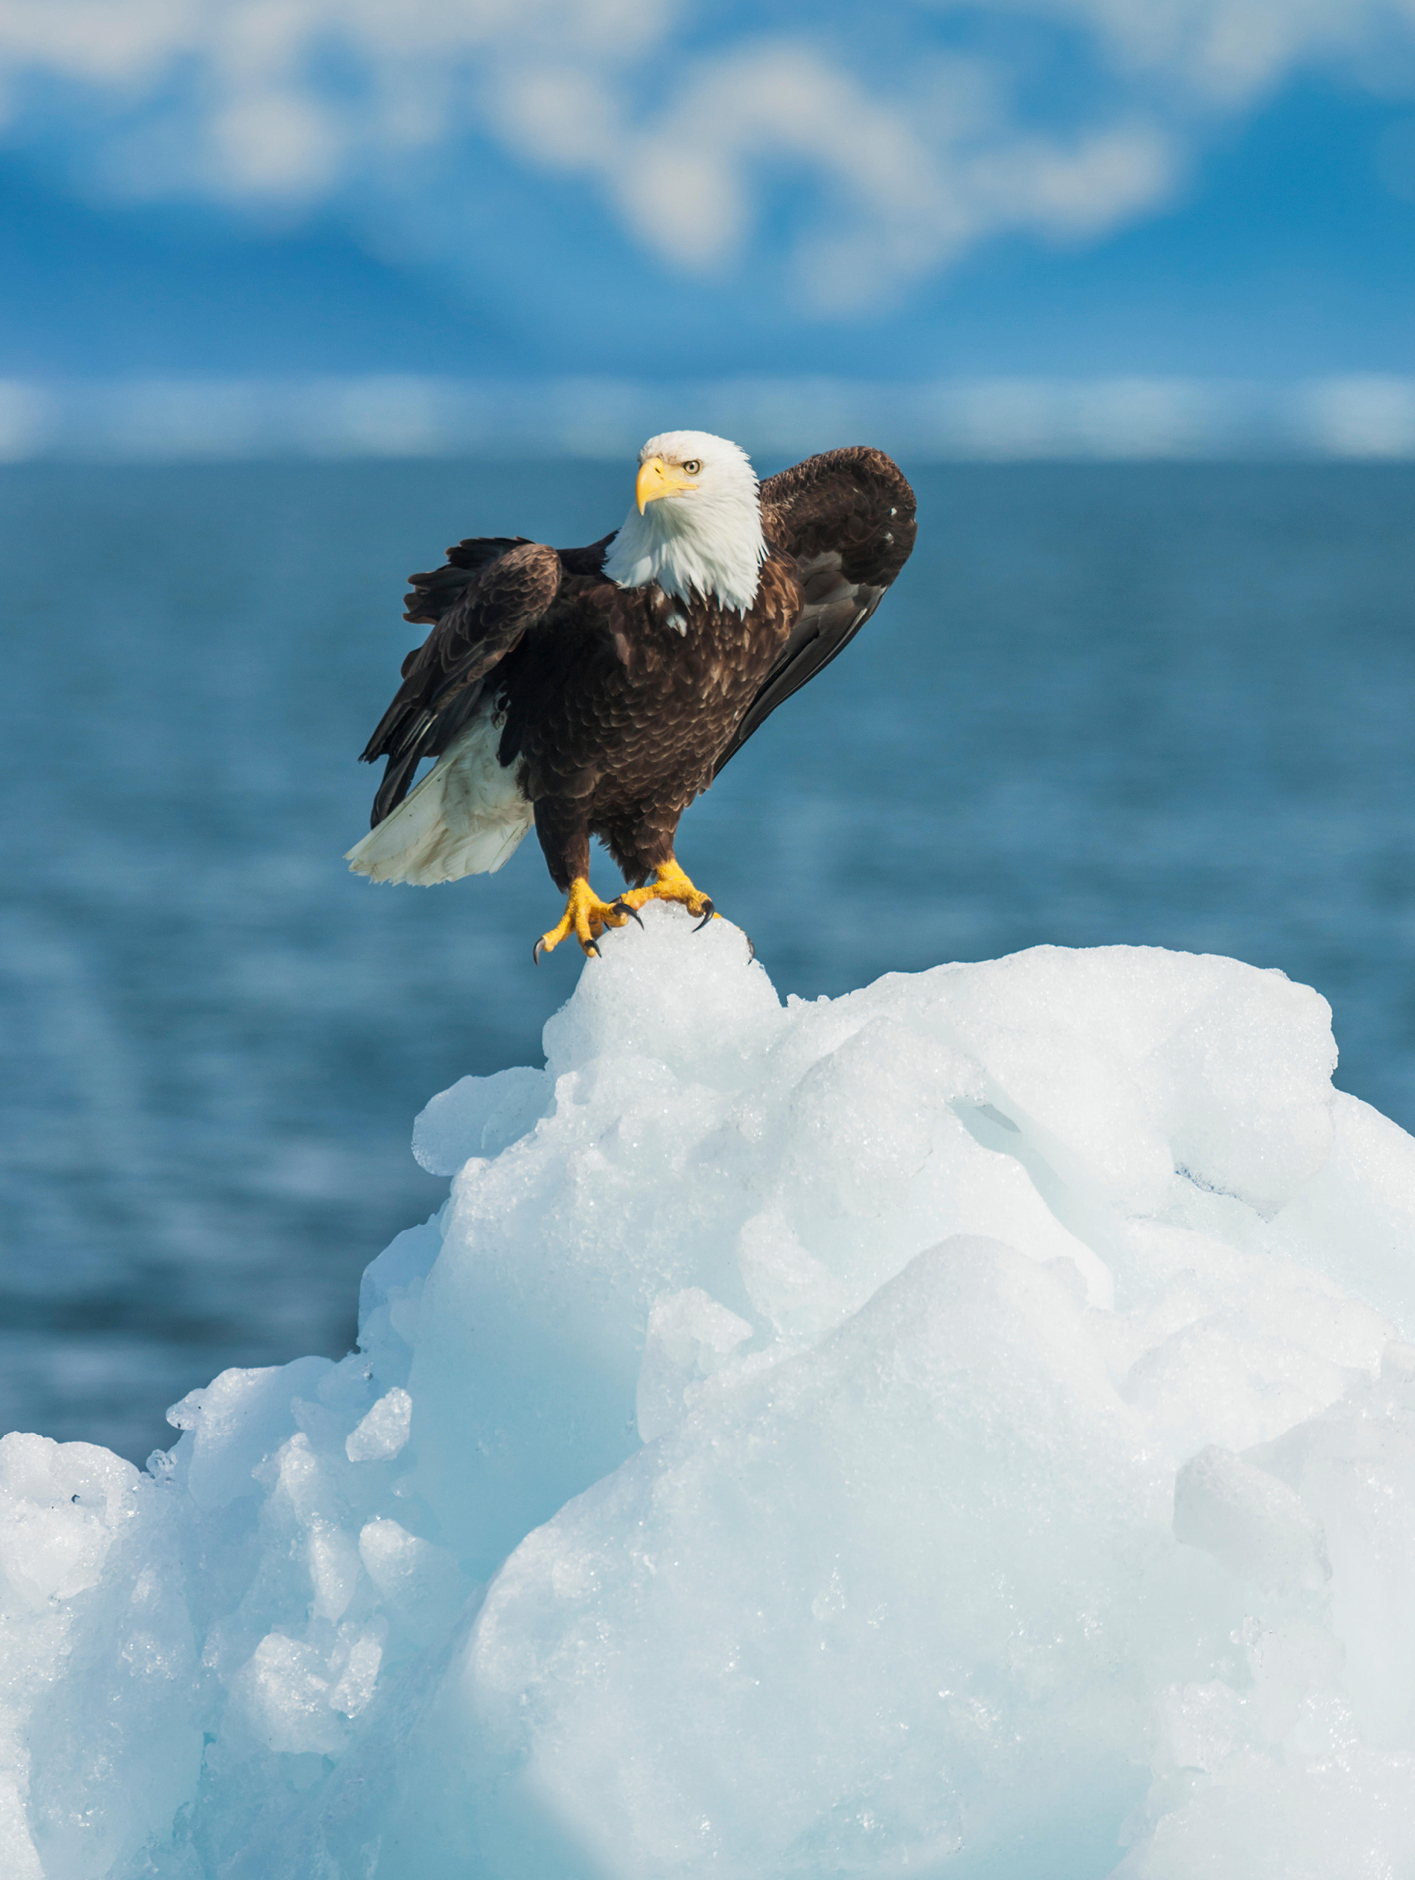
[6, 911, 1415, 1878]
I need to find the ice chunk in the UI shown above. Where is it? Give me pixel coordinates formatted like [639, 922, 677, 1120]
[345, 1387, 413, 1462]
[412, 1067, 548, 1176]
[1143, 970, 1336, 1217]
[230, 1633, 349, 1757]
[167, 1355, 335, 1509]
[0, 1434, 136, 1608]
[0, 1435, 200, 1880]
[8, 918, 1415, 1877]
[414, 1237, 1204, 1878]
[1115, 1744, 1415, 1879]
[635, 1286, 753, 1441]
[1173, 1444, 1329, 1588]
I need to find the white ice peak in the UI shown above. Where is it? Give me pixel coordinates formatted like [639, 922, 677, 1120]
[602, 429, 767, 615]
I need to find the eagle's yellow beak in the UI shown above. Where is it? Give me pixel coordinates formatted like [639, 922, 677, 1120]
[636, 455, 696, 514]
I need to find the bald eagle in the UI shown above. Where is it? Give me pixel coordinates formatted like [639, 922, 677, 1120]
[346, 432, 916, 958]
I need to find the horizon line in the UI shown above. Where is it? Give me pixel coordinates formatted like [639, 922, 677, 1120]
[1, 374, 1413, 464]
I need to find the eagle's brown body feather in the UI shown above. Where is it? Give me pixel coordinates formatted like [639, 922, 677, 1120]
[504, 554, 802, 889]
[357, 445, 916, 900]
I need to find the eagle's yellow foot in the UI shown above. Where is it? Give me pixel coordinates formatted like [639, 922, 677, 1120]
[533, 878, 632, 962]
[616, 859, 717, 930]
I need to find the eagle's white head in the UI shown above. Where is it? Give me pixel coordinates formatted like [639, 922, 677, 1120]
[602, 430, 767, 615]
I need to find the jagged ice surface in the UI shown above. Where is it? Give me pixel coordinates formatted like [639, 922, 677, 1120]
[6, 914, 1415, 1877]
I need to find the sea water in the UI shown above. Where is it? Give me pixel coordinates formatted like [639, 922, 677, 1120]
[0, 459, 1412, 1460]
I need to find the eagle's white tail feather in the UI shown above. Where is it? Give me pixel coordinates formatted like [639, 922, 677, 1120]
[346, 712, 533, 885]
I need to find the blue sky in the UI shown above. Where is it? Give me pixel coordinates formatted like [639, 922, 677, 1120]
[1, 0, 1413, 382]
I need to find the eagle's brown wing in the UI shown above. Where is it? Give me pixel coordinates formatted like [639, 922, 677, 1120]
[400, 535, 533, 627]
[362, 532, 617, 826]
[401, 531, 615, 626]
[712, 447, 916, 778]
[360, 541, 549, 826]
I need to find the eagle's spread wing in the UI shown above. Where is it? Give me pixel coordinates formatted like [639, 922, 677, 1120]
[362, 532, 618, 825]
[401, 535, 533, 627]
[401, 531, 615, 626]
[361, 539, 571, 826]
[712, 447, 916, 777]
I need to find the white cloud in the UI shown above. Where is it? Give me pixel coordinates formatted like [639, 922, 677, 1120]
[0, 0, 1412, 304]
[0, 0, 660, 191]
[490, 37, 1181, 309]
[206, 87, 343, 196]
[1299, 375, 1415, 456]
[492, 44, 952, 277]
[970, 0, 1415, 100]
[0, 1, 194, 90]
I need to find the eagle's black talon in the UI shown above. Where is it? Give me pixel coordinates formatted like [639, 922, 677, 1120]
[613, 899, 645, 929]
[585, 942, 600, 959]
[693, 901, 715, 931]
[745, 933, 756, 961]
[532, 938, 545, 966]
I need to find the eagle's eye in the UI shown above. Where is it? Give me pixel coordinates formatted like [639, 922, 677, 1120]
[681, 459, 702, 476]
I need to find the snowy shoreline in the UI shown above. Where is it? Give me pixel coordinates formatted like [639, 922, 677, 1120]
[5, 911, 1415, 1877]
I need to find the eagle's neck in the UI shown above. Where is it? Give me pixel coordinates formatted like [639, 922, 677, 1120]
[603, 486, 767, 615]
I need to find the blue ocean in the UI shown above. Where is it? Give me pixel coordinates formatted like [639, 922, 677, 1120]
[2, 458, 1412, 1462]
